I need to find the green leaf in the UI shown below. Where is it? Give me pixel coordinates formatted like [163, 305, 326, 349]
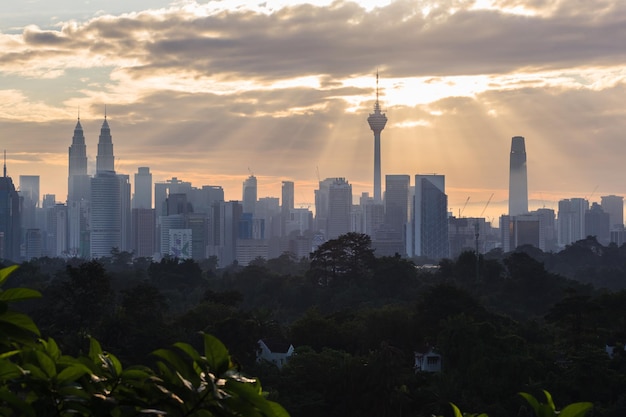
[559, 402, 593, 417]
[202, 333, 230, 375]
[520, 392, 542, 417]
[22, 363, 47, 380]
[57, 364, 90, 384]
[450, 403, 463, 417]
[173, 342, 201, 362]
[120, 368, 152, 381]
[0, 358, 22, 380]
[0, 288, 41, 303]
[35, 350, 57, 378]
[543, 390, 556, 412]
[266, 400, 291, 417]
[0, 265, 19, 286]
[0, 311, 40, 336]
[100, 352, 123, 377]
[89, 337, 103, 363]
[42, 337, 60, 361]
[152, 348, 191, 379]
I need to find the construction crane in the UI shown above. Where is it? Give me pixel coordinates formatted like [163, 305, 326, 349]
[475, 193, 494, 282]
[585, 185, 598, 202]
[459, 196, 470, 218]
[480, 193, 494, 217]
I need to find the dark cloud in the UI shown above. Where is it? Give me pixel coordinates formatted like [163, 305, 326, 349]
[5, 1, 626, 79]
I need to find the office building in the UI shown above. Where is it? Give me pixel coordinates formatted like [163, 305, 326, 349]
[410, 175, 449, 260]
[585, 203, 610, 245]
[131, 208, 155, 258]
[90, 171, 121, 258]
[508, 136, 528, 216]
[385, 174, 410, 238]
[0, 164, 21, 261]
[326, 178, 352, 239]
[558, 198, 588, 247]
[601, 195, 624, 230]
[242, 175, 257, 214]
[19, 175, 39, 230]
[133, 167, 152, 209]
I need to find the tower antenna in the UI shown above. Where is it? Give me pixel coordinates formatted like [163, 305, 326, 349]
[367, 70, 387, 202]
[376, 68, 379, 103]
[3, 150, 6, 178]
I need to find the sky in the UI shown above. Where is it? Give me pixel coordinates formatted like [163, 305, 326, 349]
[1, 0, 626, 222]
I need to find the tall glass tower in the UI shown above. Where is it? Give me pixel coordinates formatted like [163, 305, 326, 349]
[367, 72, 387, 203]
[508, 136, 528, 216]
[96, 114, 115, 174]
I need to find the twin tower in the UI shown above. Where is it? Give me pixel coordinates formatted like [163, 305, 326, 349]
[67, 115, 125, 258]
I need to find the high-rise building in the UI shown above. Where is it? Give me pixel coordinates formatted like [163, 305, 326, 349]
[314, 178, 335, 233]
[281, 181, 294, 236]
[19, 175, 40, 230]
[585, 203, 610, 245]
[242, 175, 257, 214]
[367, 72, 388, 203]
[385, 175, 410, 235]
[326, 178, 352, 240]
[131, 208, 155, 258]
[601, 195, 624, 230]
[68, 117, 90, 202]
[90, 171, 121, 258]
[118, 174, 131, 252]
[0, 162, 21, 261]
[410, 175, 449, 260]
[133, 167, 152, 209]
[208, 201, 242, 266]
[67, 118, 90, 256]
[508, 136, 528, 216]
[45, 204, 67, 258]
[96, 115, 115, 174]
[558, 198, 589, 247]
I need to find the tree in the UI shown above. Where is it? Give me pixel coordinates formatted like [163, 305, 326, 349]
[308, 233, 375, 286]
[0, 265, 289, 417]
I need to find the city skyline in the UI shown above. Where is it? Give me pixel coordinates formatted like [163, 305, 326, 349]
[2, 0, 626, 222]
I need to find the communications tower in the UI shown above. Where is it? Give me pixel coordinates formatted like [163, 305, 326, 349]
[367, 72, 388, 202]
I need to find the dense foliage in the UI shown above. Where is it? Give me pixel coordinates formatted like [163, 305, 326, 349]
[3, 233, 625, 416]
[0, 265, 289, 417]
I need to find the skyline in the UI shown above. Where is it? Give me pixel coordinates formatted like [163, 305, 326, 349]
[2, 0, 626, 221]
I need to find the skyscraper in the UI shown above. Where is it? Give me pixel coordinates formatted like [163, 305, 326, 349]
[601, 195, 624, 230]
[508, 136, 528, 216]
[558, 198, 588, 246]
[67, 117, 90, 256]
[242, 175, 257, 214]
[68, 116, 90, 201]
[385, 175, 410, 234]
[411, 174, 449, 260]
[281, 181, 294, 236]
[0, 160, 21, 261]
[96, 115, 115, 174]
[367, 72, 388, 203]
[19, 175, 40, 230]
[90, 171, 121, 258]
[326, 178, 352, 239]
[133, 167, 152, 209]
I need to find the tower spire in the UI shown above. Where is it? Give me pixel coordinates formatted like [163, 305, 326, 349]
[3, 150, 6, 178]
[376, 69, 379, 104]
[367, 70, 388, 203]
